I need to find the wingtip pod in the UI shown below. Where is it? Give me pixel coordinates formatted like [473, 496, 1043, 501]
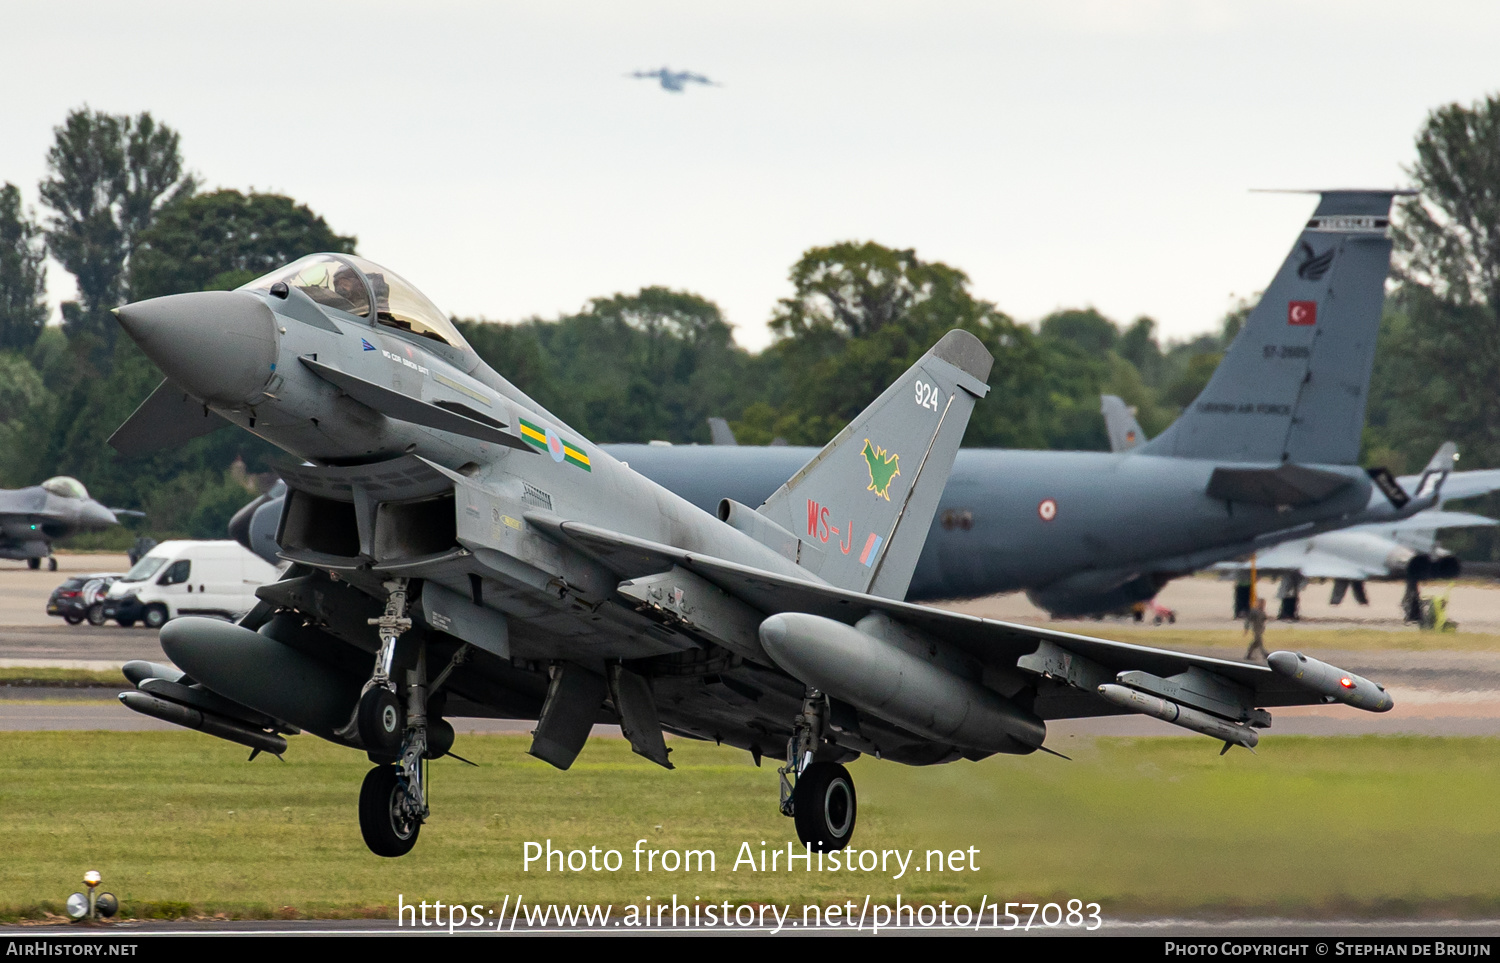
[1267, 651, 1394, 712]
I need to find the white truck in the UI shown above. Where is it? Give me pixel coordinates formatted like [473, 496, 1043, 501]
[102, 540, 278, 628]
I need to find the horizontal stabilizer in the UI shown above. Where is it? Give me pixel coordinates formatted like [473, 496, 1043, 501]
[1206, 463, 1353, 507]
[1375, 510, 1498, 533]
[1216, 549, 1381, 582]
[108, 379, 231, 457]
[299, 356, 531, 451]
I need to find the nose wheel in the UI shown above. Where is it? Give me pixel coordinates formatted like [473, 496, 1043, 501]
[359, 764, 421, 857]
[357, 687, 404, 758]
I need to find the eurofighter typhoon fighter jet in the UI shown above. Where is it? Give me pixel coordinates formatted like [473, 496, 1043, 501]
[109, 252, 1395, 857]
[0, 477, 129, 570]
[608, 191, 1443, 615]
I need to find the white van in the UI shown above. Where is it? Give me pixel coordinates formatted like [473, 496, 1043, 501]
[102, 540, 278, 629]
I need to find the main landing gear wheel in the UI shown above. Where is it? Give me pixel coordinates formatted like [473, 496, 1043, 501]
[357, 687, 404, 757]
[793, 761, 857, 852]
[359, 765, 420, 857]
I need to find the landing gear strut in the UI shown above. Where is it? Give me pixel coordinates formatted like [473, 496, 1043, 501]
[349, 579, 430, 857]
[778, 688, 858, 852]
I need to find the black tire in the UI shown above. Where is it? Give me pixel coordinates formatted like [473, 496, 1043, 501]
[47, 557, 57, 572]
[117, 619, 136, 628]
[27, 558, 39, 570]
[87, 603, 107, 627]
[357, 687, 405, 756]
[63, 613, 84, 625]
[792, 761, 857, 852]
[143, 604, 169, 630]
[359, 765, 420, 857]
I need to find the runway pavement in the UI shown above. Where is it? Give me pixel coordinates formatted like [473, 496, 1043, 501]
[4, 554, 1500, 738]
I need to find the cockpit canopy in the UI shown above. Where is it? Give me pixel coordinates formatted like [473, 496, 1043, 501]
[41, 477, 89, 500]
[240, 254, 469, 350]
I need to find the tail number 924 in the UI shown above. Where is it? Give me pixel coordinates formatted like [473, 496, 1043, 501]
[915, 380, 942, 411]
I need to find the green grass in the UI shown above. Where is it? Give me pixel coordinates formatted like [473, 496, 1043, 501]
[0, 667, 124, 687]
[4, 731, 1499, 920]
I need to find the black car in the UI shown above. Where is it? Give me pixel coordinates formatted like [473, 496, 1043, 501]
[45, 573, 122, 626]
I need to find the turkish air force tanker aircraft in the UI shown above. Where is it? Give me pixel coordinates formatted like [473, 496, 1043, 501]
[606, 191, 1443, 615]
[109, 249, 1394, 857]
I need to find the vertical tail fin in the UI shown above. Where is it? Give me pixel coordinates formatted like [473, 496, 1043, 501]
[1101, 395, 1147, 452]
[757, 330, 993, 600]
[1141, 190, 1407, 465]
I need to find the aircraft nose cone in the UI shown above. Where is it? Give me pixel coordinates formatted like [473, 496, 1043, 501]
[85, 502, 118, 529]
[116, 291, 277, 406]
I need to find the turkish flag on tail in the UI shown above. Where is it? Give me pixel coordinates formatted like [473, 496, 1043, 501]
[1288, 301, 1317, 325]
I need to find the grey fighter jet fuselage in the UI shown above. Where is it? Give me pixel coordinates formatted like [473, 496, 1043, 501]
[110, 243, 1396, 859]
[230, 191, 1423, 615]
[0, 477, 123, 569]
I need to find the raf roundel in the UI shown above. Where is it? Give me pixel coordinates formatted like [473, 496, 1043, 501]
[546, 429, 566, 463]
[1038, 498, 1058, 522]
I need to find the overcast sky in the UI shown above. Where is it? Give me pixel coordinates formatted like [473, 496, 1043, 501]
[6, 1, 1500, 351]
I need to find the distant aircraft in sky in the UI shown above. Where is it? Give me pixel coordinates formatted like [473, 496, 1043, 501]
[629, 67, 720, 93]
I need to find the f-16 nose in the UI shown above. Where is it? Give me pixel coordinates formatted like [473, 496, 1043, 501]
[84, 502, 119, 530]
[115, 291, 278, 406]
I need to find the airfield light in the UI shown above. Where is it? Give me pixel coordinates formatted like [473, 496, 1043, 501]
[84, 871, 100, 888]
[65, 893, 88, 920]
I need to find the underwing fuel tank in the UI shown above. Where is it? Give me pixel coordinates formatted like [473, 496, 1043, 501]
[158, 617, 364, 741]
[758, 612, 1045, 755]
[1267, 651, 1394, 712]
[1095, 683, 1259, 750]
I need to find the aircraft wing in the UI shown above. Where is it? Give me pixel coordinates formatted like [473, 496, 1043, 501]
[1411, 468, 1500, 504]
[0, 489, 45, 515]
[1213, 547, 1383, 582]
[540, 518, 1350, 718]
[1367, 510, 1498, 534]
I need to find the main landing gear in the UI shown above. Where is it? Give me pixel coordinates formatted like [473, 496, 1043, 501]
[345, 579, 470, 857]
[779, 688, 858, 852]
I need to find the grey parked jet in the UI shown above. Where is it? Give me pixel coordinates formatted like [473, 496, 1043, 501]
[602, 191, 1444, 615]
[1101, 397, 1500, 614]
[0, 477, 129, 570]
[108, 250, 1393, 857]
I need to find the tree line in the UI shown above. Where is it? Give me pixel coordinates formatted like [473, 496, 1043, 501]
[1, 100, 1498, 556]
